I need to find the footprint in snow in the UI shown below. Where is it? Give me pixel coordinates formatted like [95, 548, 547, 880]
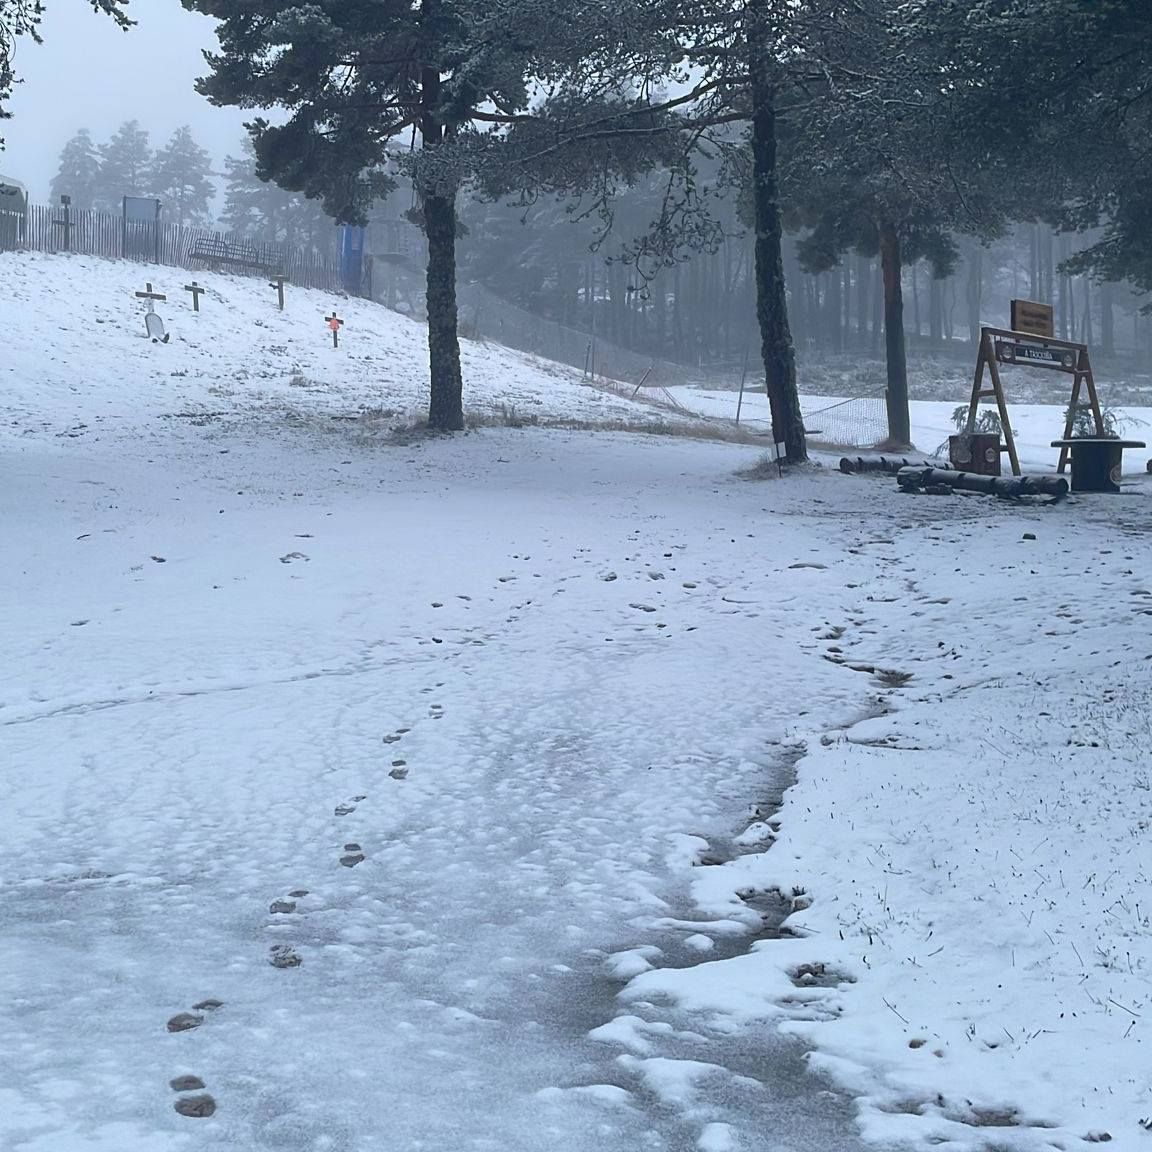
[166, 999, 223, 1033]
[334, 795, 367, 816]
[269, 943, 303, 968]
[171, 1076, 217, 1118]
[340, 843, 366, 867]
[166, 1012, 204, 1033]
[170, 1075, 206, 1092]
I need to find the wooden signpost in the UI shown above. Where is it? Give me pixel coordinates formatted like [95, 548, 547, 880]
[268, 274, 288, 311]
[183, 281, 205, 312]
[53, 195, 73, 253]
[327, 312, 343, 348]
[964, 303, 1105, 476]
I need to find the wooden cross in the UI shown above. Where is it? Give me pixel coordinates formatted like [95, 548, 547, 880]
[135, 282, 167, 307]
[268, 274, 288, 311]
[327, 312, 344, 348]
[183, 281, 205, 312]
[52, 194, 72, 253]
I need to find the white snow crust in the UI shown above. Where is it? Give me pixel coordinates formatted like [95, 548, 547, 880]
[2, 250, 1150, 1152]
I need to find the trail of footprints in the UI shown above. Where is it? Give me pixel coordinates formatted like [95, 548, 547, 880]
[165, 710, 433, 1120]
[165, 999, 224, 1118]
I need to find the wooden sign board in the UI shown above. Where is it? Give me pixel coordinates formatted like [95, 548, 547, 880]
[995, 341, 1076, 371]
[1010, 299, 1054, 338]
[970, 325, 1102, 479]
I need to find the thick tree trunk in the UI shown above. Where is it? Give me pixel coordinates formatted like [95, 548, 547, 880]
[826, 268, 843, 351]
[747, 23, 806, 463]
[1100, 280, 1114, 356]
[1066, 269, 1077, 342]
[929, 275, 942, 344]
[419, 24, 464, 433]
[1057, 233, 1070, 339]
[910, 261, 921, 340]
[871, 258, 883, 355]
[1036, 222, 1046, 299]
[1041, 225, 1054, 304]
[966, 242, 983, 346]
[423, 190, 463, 430]
[878, 220, 911, 448]
[856, 252, 870, 345]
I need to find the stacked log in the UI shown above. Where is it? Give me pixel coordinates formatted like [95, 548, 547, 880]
[839, 456, 947, 475]
[896, 466, 1068, 499]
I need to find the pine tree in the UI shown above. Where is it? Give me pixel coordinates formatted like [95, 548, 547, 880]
[94, 120, 152, 211]
[220, 139, 335, 253]
[490, 0, 824, 463]
[181, 0, 565, 432]
[778, 21, 1004, 444]
[772, 0, 1009, 448]
[150, 125, 214, 227]
[930, 0, 1152, 296]
[219, 149, 261, 235]
[49, 128, 102, 210]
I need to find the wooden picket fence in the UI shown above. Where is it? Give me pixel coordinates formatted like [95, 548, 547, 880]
[7, 202, 344, 294]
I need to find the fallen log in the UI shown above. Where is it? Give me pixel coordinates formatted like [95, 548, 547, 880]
[840, 455, 948, 475]
[896, 466, 1068, 500]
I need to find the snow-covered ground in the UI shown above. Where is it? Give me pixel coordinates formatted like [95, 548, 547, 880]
[672, 386, 1152, 471]
[2, 251, 703, 438]
[2, 250, 1151, 1152]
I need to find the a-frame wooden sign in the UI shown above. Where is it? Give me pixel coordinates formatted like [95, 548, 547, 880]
[965, 302, 1104, 476]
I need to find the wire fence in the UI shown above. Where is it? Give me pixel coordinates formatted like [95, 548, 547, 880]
[802, 389, 889, 448]
[3, 202, 343, 293]
[457, 281, 702, 388]
[2, 199, 889, 447]
[733, 385, 888, 448]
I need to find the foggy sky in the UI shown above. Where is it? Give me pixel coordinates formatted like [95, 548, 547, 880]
[1, 0, 248, 202]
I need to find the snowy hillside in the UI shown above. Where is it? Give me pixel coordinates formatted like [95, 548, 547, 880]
[2, 250, 1152, 1152]
[1, 251, 696, 438]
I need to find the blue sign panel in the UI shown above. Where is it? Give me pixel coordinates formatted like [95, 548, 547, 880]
[339, 225, 366, 294]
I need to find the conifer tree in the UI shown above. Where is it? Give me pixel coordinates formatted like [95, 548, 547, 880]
[930, 0, 1152, 295]
[150, 125, 214, 227]
[94, 119, 152, 211]
[49, 127, 102, 210]
[221, 139, 335, 253]
[778, 1, 1006, 448]
[489, 0, 822, 461]
[182, 0, 560, 431]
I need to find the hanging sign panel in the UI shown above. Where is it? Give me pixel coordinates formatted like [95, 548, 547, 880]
[1009, 299, 1054, 338]
[994, 341, 1076, 371]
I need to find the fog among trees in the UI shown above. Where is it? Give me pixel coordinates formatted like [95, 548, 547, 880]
[6, 0, 1151, 444]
